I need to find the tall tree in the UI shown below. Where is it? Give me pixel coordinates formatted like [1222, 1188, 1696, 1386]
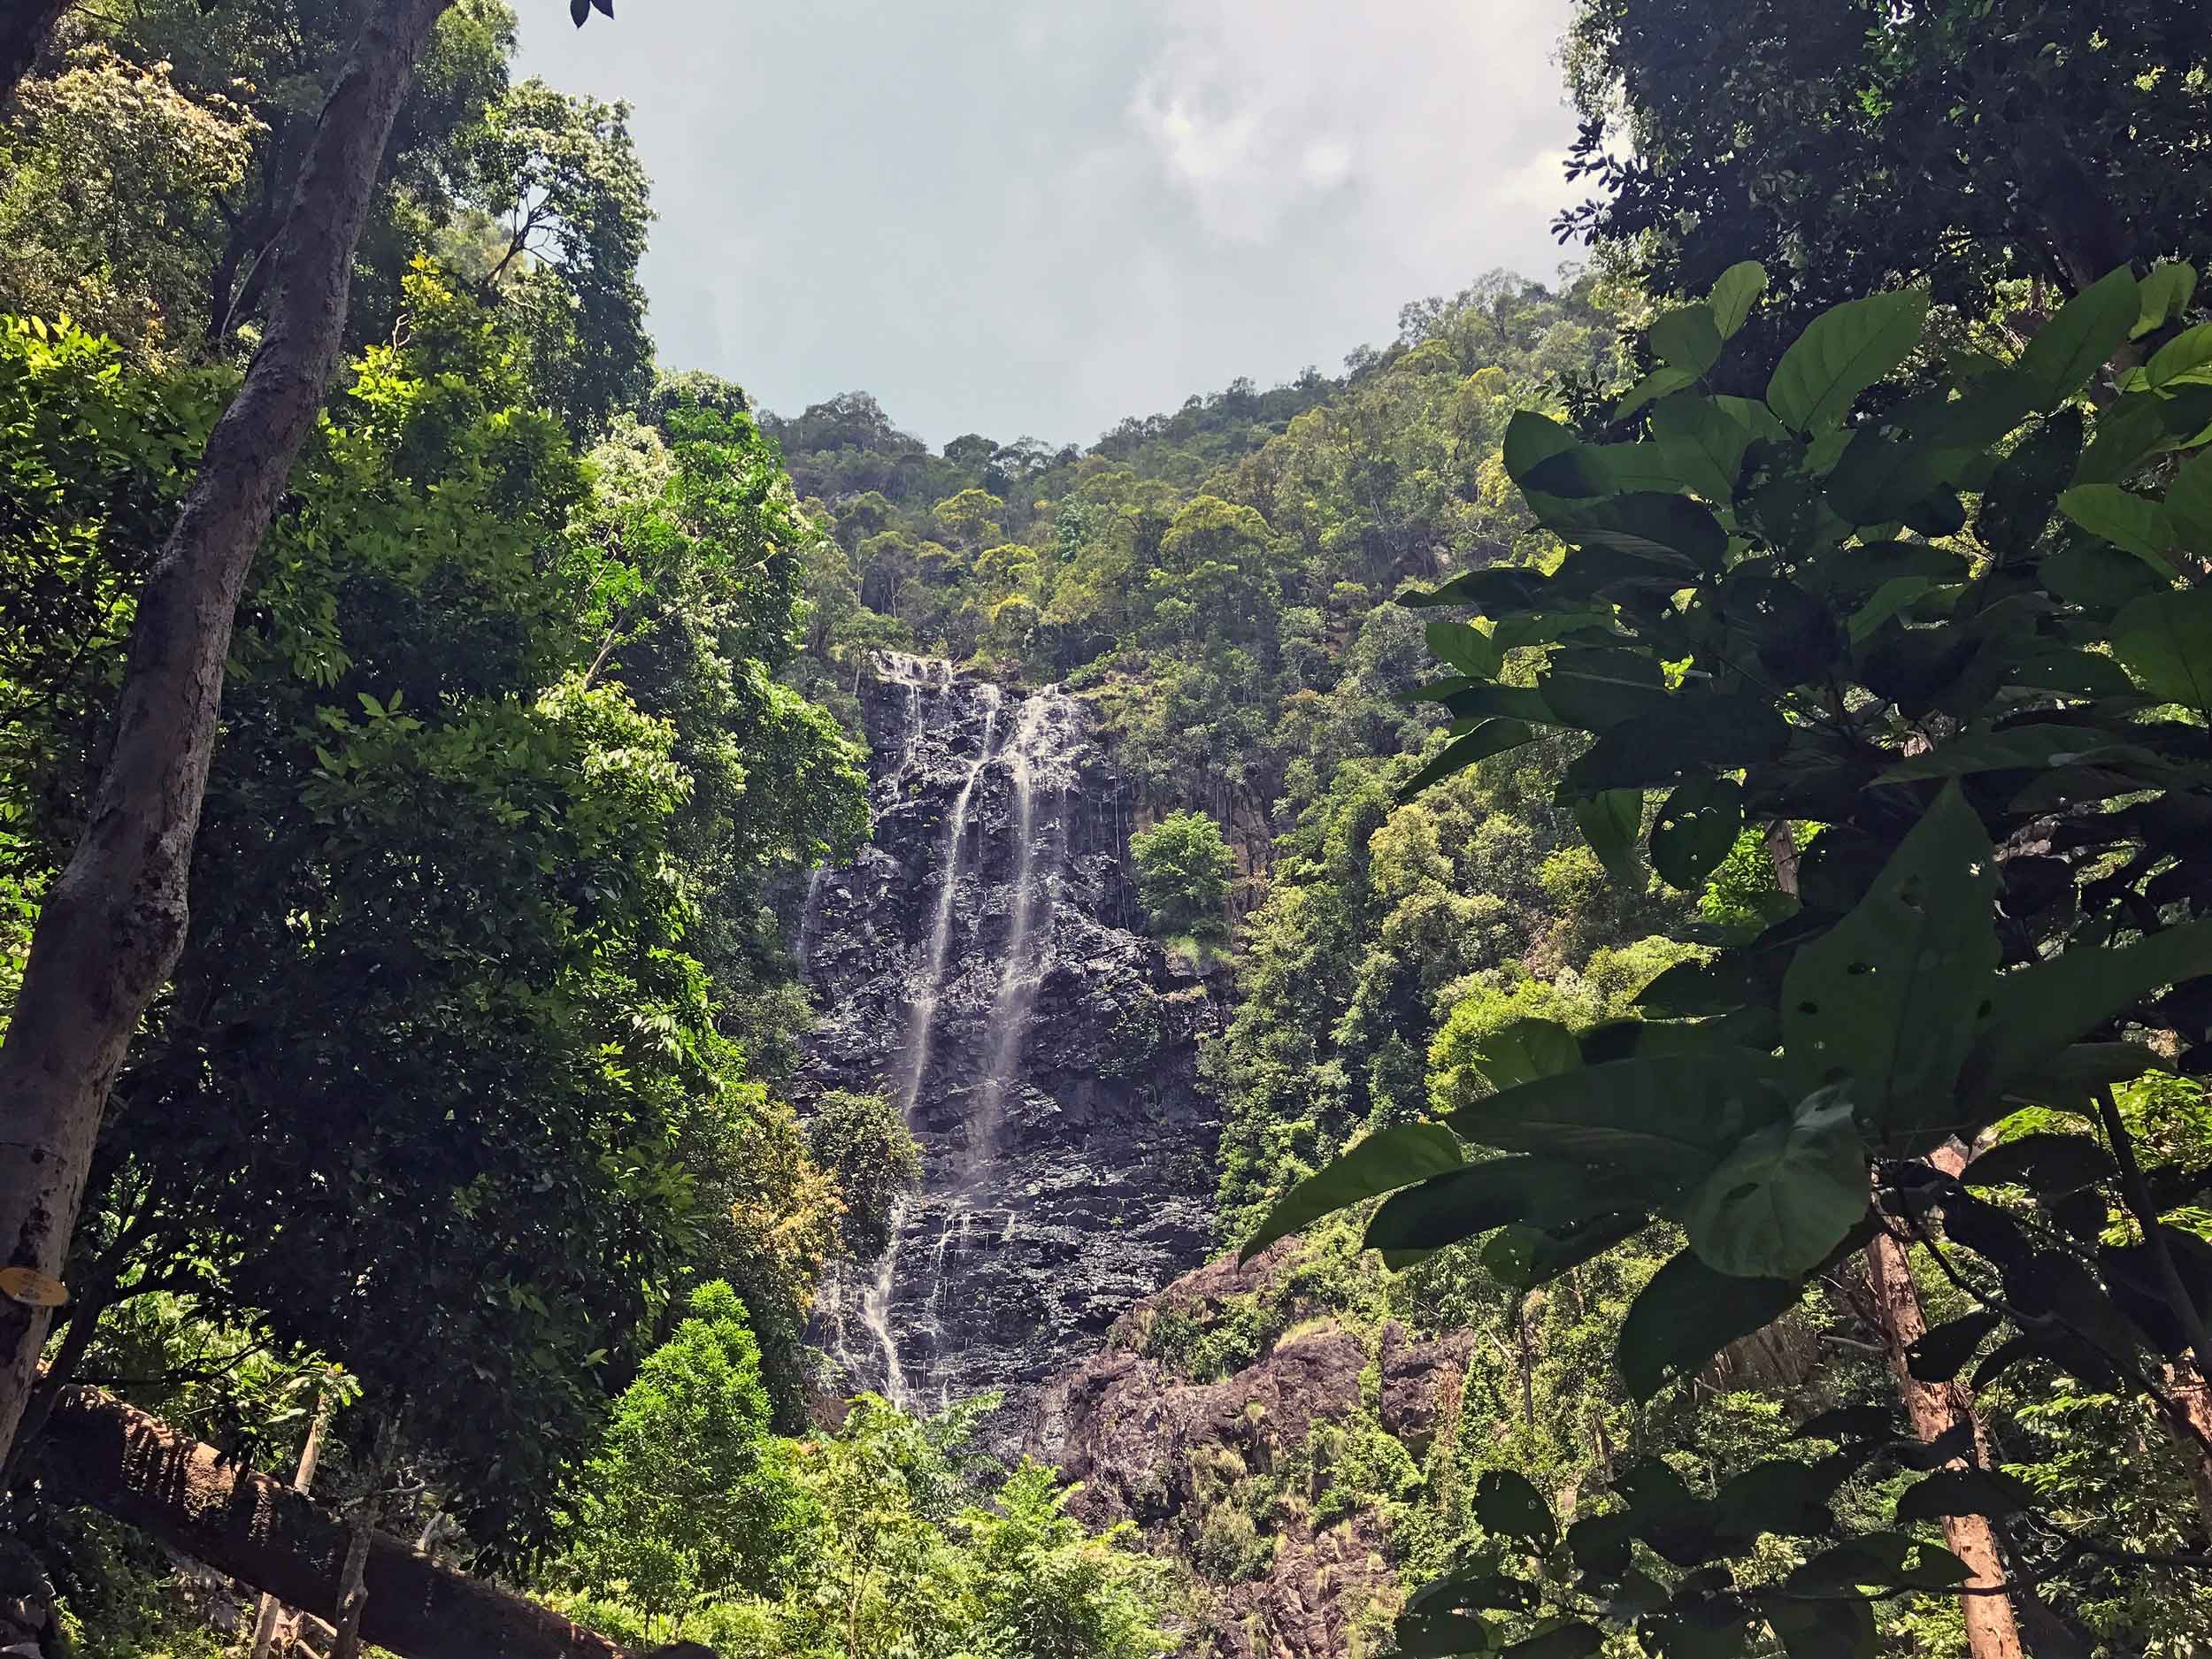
[0, 0, 457, 1476]
[1561, 0, 2212, 333]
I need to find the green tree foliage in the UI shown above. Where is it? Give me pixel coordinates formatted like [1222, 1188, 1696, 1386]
[1128, 810, 1235, 945]
[804, 1089, 922, 1264]
[0, 274, 862, 1554]
[0, 47, 262, 360]
[457, 77, 655, 429]
[561, 1281, 803, 1636]
[553, 1391, 1172, 1659]
[779, 272, 1624, 862]
[1268, 262, 2212, 1652]
[1561, 0, 2212, 338]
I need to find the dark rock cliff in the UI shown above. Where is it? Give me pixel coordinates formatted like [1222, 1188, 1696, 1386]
[799, 655, 1221, 1433]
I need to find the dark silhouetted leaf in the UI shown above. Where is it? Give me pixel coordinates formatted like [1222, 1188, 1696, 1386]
[1907, 1310, 2001, 1382]
[1474, 1470, 1556, 1547]
[1564, 693, 1791, 794]
[1894, 1468, 2035, 1523]
[1619, 1248, 1801, 1402]
[1651, 775, 1744, 891]
[1964, 1133, 2115, 1194]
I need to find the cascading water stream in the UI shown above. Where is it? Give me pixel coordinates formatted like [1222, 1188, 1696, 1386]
[976, 687, 1071, 1146]
[896, 684, 1002, 1118]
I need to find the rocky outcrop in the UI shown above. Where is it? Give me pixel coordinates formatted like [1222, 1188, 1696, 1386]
[1032, 1245, 1476, 1659]
[800, 656, 1220, 1437]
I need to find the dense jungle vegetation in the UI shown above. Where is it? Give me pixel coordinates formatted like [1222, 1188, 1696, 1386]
[3, 3, 2212, 1658]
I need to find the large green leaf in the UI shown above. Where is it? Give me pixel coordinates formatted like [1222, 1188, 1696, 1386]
[1619, 1248, 1801, 1401]
[1445, 1053, 1789, 1182]
[1959, 919, 2212, 1110]
[2074, 393, 2175, 485]
[1426, 618, 1503, 679]
[1364, 1156, 1655, 1255]
[1502, 410, 1580, 488]
[2056, 484, 2174, 565]
[1563, 693, 1791, 794]
[1614, 366, 1701, 421]
[1648, 394, 1752, 502]
[1779, 784, 1999, 1133]
[1538, 648, 1668, 730]
[1469, 1017, 1584, 1091]
[2021, 266, 2138, 407]
[1555, 492, 1728, 572]
[1240, 1123, 1465, 1262]
[1651, 305, 1724, 376]
[2147, 322, 2212, 389]
[1482, 1213, 1647, 1290]
[1651, 774, 1744, 890]
[1709, 262, 1768, 340]
[1431, 683, 1557, 725]
[2165, 448, 2212, 548]
[1767, 289, 1930, 434]
[1396, 720, 1539, 803]
[1683, 1086, 1869, 1279]
[1571, 787, 1643, 884]
[2134, 262, 2199, 339]
[2112, 587, 2212, 715]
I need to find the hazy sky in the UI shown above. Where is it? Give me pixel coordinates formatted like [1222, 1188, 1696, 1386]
[518, 0, 1582, 449]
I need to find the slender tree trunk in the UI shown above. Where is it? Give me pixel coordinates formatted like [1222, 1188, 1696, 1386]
[0, 0, 70, 101]
[38, 1387, 633, 1659]
[1863, 1232, 2025, 1659]
[0, 0, 457, 1475]
[250, 1384, 336, 1659]
[330, 1409, 398, 1659]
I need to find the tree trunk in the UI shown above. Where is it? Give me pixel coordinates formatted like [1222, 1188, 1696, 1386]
[0, 0, 70, 101]
[330, 1409, 398, 1659]
[250, 1385, 336, 1659]
[37, 1387, 635, 1659]
[1863, 1233, 2025, 1659]
[2159, 1365, 2212, 1546]
[0, 0, 457, 1474]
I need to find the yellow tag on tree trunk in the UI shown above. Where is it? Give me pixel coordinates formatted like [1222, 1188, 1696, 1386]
[0, 1266, 67, 1308]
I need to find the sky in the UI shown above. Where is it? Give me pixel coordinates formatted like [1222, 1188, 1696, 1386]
[518, 0, 1584, 449]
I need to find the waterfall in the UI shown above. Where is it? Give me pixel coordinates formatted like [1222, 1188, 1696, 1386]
[802, 656, 1219, 1432]
[796, 864, 827, 978]
[856, 1202, 909, 1407]
[896, 683, 1002, 1117]
[977, 687, 1071, 1142]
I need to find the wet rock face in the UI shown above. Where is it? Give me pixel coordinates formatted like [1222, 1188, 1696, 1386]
[800, 655, 1220, 1436]
[1031, 1245, 1476, 1659]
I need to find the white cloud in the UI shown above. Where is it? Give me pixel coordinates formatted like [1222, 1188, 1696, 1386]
[518, 0, 1581, 446]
